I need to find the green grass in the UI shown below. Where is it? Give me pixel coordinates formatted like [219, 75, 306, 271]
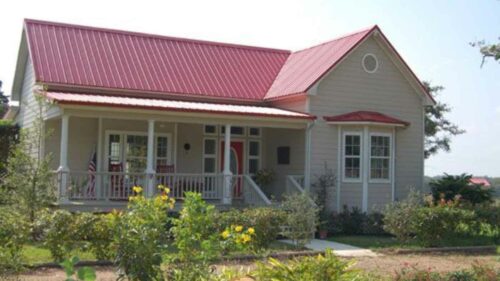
[328, 235, 498, 250]
[22, 244, 95, 265]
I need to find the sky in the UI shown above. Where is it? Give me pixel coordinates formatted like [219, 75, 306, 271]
[0, 0, 499, 176]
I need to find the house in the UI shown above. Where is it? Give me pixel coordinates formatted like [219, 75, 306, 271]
[469, 177, 491, 187]
[8, 19, 435, 212]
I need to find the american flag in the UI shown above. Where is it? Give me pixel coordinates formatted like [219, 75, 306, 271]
[86, 150, 97, 198]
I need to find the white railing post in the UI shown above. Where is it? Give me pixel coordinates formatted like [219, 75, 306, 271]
[222, 124, 232, 205]
[57, 114, 70, 202]
[146, 120, 156, 197]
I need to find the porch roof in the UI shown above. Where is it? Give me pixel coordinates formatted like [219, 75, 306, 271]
[44, 92, 316, 120]
[323, 111, 409, 127]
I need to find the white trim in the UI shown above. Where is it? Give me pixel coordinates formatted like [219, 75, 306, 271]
[326, 121, 406, 127]
[368, 132, 393, 184]
[342, 131, 363, 183]
[391, 127, 396, 201]
[336, 126, 342, 213]
[362, 53, 379, 73]
[173, 123, 178, 172]
[362, 126, 369, 212]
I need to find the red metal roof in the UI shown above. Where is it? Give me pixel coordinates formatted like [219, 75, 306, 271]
[24, 19, 433, 104]
[323, 111, 410, 126]
[44, 92, 315, 120]
[25, 19, 289, 101]
[469, 178, 491, 187]
[265, 27, 376, 100]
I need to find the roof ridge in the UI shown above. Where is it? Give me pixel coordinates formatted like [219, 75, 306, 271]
[291, 25, 377, 54]
[24, 18, 291, 55]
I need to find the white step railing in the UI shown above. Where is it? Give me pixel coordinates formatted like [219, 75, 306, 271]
[286, 175, 305, 194]
[242, 175, 272, 206]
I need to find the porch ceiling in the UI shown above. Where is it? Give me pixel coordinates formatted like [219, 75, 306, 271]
[44, 92, 315, 121]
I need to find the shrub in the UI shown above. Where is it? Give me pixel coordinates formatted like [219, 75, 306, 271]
[328, 206, 385, 235]
[383, 190, 423, 242]
[429, 173, 493, 205]
[215, 207, 286, 249]
[60, 256, 96, 281]
[281, 193, 319, 248]
[0, 208, 29, 274]
[394, 262, 499, 281]
[362, 211, 386, 235]
[74, 213, 115, 260]
[252, 249, 365, 281]
[113, 185, 173, 281]
[39, 209, 80, 261]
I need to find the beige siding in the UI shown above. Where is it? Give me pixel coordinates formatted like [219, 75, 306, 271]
[309, 37, 425, 211]
[263, 128, 305, 199]
[176, 123, 203, 173]
[15, 57, 36, 128]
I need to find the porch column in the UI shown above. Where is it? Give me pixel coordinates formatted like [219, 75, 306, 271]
[222, 124, 232, 205]
[303, 122, 314, 192]
[96, 117, 103, 199]
[145, 120, 156, 197]
[58, 114, 70, 202]
[362, 126, 369, 212]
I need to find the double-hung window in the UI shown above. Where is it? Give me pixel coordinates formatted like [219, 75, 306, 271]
[343, 133, 362, 181]
[370, 134, 391, 181]
[203, 138, 217, 174]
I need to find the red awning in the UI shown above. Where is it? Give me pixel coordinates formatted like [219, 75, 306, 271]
[44, 92, 316, 120]
[323, 111, 409, 126]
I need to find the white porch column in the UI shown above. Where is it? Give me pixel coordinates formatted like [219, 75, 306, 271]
[145, 120, 156, 197]
[222, 124, 232, 205]
[362, 126, 369, 212]
[58, 114, 70, 202]
[303, 122, 314, 192]
[96, 117, 103, 199]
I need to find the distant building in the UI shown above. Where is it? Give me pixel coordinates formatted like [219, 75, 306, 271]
[469, 177, 491, 187]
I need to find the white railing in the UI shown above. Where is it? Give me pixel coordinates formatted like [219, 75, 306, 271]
[242, 175, 272, 206]
[61, 171, 146, 201]
[286, 175, 305, 194]
[155, 173, 223, 200]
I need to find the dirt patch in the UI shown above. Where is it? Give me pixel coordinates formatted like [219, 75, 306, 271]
[6, 253, 499, 280]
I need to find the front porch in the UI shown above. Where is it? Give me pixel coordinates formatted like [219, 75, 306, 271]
[45, 105, 312, 212]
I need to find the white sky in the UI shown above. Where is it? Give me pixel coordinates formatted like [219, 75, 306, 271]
[1, 0, 499, 176]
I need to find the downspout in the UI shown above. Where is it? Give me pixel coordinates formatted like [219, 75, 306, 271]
[303, 120, 316, 192]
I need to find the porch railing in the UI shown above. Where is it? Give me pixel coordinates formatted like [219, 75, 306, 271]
[286, 175, 305, 194]
[57, 171, 270, 205]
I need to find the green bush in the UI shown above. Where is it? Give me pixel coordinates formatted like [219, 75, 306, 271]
[215, 207, 286, 249]
[252, 249, 366, 281]
[74, 213, 115, 260]
[113, 186, 172, 281]
[429, 173, 493, 205]
[383, 190, 423, 242]
[0, 208, 29, 274]
[394, 262, 499, 281]
[328, 206, 385, 235]
[281, 193, 319, 248]
[39, 209, 80, 261]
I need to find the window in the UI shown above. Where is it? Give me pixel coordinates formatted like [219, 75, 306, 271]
[125, 135, 148, 173]
[249, 127, 261, 137]
[248, 140, 260, 174]
[343, 134, 362, 181]
[204, 125, 217, 135]
[221, 126, 245, 136]
[156, 136, 169, 168]
[277, 146, 290, 165]
[362, 53, 378, 73]
[370, 135, 391, 181]
[203, 138, 217, 173]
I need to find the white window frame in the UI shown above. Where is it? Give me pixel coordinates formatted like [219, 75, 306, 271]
[104, 130, 172, 172]
[362, 53, 379, 73]
[342, 132, 363, 183]
[202, 137, 218, 175]
[247, 139, 261, 175]
[368, 132, 392, 183]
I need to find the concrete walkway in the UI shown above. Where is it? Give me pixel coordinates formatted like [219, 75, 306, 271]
[280, 239, 379, 257]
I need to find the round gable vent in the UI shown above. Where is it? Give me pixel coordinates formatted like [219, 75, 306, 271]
[362, 53, 378, 73]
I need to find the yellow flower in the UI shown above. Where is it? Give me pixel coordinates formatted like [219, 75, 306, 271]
[133, 186, 143, 194]
[241, 234, 252, 244]
[164, 187, 171, 194]
[129, 196, 137, 202]
[221, 230, 230, 239]
[247, 227, 255, 235]
[161, 194, 168, 202]
[235, 225, 243, 232]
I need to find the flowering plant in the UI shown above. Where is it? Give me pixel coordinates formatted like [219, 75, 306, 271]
[220, 224, 256, 252]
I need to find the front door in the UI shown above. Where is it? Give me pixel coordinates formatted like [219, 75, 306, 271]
[220, 141, 244, 198]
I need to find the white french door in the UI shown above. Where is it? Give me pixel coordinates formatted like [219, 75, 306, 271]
[105, 131, 172, 173]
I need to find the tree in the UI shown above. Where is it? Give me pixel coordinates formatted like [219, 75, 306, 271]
[424, 81, 465, 158]
[471, 40, 500, 66]
[1, 95, 55, 226]
[0, 80, 9, 117]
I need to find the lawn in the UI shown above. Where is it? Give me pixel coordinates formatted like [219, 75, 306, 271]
[20, 241, 297, 265]
[328, 235, 498, 249]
